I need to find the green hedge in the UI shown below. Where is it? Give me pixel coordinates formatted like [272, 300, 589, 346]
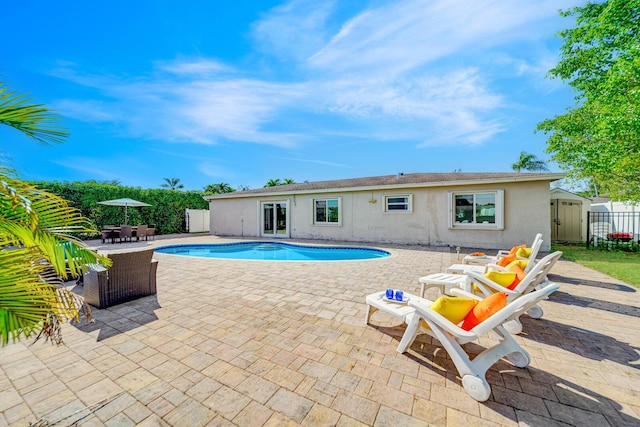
[32, 181, 208, 237]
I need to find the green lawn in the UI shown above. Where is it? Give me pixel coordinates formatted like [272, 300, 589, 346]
[552, 243, 640, 288]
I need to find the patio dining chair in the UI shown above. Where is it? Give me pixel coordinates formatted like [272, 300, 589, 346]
[146, 225, 155, 240]
[135, 224, 148, 241]
[118, 225, 133, 243]
[83, 248, 158, 309]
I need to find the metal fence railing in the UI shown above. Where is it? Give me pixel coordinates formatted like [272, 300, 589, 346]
[587, 211, 640, 250]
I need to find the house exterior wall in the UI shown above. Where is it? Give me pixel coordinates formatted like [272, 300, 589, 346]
[209, 181, 552, 251]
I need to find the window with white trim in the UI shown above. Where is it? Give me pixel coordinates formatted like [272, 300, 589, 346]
[448, 190, 504, 229]
[313, 197, 341, 225]
[384, 194, 412, 212]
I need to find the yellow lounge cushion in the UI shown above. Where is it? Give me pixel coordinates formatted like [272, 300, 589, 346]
[506, 259, 529, 270]
[430, 296, 477, 325]
[515, 247, 533, 258]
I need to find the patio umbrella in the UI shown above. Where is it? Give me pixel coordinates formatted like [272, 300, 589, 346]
[97, 198, 151, 225]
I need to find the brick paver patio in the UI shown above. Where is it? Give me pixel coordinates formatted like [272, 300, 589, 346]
[1, 235, 639, 426]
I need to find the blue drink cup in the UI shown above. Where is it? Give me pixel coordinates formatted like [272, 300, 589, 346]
[395, 290, 404, 301]
[385, 288, 394, 299]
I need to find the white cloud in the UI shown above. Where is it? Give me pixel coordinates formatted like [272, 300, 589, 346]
[156, 59, 233, 76]
[198, 162, 238, 180]
[50, 99, 120, 122]
[274, 156, 347, 167]
[307, 0, 577, 74]
[251, 0, 336, 62]
[52, 158, 118, 179]
[48, 0, 584, 149]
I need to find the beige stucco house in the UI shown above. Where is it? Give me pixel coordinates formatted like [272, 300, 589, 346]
[204, 172, 564, 251]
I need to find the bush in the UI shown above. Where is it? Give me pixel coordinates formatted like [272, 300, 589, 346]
[32, 181, 208, 237]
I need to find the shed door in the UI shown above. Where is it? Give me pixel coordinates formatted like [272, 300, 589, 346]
[551, 199, 582, 242]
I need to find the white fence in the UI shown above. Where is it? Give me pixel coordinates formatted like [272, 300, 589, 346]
[185, 209, 210, 233]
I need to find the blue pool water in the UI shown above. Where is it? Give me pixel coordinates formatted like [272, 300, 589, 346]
[155, 241, 390, 261]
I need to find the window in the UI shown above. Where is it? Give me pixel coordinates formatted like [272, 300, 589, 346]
[448, 190, 504, 229]
[314, 198, 341, 225]
[385, 194, 412, 212]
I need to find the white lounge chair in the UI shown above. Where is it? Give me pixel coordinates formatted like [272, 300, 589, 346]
[462, 251, 562, 333]
[489, 233, 543, 264]
[396, 283, 560, 401]
[449, 233, 544, 276]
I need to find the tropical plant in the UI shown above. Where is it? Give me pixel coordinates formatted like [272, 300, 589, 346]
[264, 178, 295, 187]
[537, 0, 640, 202]
[161, 177, 184, 190]
[203, 182, 234, 195]
[511, 152, 549, 173]
[0, 81, 110, 346]
[264, 178, 281, 187]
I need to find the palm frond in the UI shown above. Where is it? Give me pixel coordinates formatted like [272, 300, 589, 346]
[0, 83, 68, 146]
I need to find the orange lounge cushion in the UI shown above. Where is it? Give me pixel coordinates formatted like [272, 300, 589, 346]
[509, 244, 527, 255]
[497, 254, 517, 267]
[461, 292, 508, 331]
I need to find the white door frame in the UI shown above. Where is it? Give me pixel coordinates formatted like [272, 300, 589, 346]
[259, 199, 290, 238]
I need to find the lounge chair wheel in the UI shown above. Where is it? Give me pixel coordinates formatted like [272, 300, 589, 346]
[462, 375, 491, 402]
[526, 305, 544, 319]
[507, 350, 530, 368]
[503, 319, 523, 335]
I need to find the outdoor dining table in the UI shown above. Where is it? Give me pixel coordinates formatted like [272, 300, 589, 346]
[101, 226, 139, 243]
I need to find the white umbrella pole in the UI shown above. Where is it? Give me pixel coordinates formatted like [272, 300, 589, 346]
[125, 205, 128, 225]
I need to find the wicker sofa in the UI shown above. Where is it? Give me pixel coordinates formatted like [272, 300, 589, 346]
[83, 248, 158, 309]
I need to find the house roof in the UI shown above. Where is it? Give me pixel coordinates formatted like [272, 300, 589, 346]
[204, 172, 565, 200]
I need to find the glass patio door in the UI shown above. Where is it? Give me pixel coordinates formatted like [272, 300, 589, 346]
[262, 201, 288, 237]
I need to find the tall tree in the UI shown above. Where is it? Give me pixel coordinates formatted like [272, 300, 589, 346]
[161, 177, 184, 190]
[203, 182, 234, 194]
[0, 81, 109, 345]
[537, 0, 640, 202]
[511, 152, 549, 173]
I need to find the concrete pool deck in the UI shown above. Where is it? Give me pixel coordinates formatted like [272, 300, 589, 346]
[1, 234, 639, 426]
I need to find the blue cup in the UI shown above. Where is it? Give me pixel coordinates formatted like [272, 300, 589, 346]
[395, 290, 404, 301]
[385, 288, 394, 299]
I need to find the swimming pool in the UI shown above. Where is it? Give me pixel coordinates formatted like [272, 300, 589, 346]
[155, 241, 391, 261]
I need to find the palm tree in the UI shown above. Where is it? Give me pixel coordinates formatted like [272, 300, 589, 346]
[264, 178, 296, 187]
[203, 182, 235, 194]
[264, 178, 282, 187]
[0, 81, 109, 346]
[511, 152, 549, 173]
[161, 177, 184, 190]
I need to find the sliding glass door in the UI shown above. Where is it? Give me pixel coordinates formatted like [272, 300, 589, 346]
[261, 201, 288, 237]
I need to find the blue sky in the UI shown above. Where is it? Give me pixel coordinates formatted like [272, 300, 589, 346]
[2, 0, 584, 191]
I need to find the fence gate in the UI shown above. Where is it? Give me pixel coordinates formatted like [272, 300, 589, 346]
[185, 209, 210, 233]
